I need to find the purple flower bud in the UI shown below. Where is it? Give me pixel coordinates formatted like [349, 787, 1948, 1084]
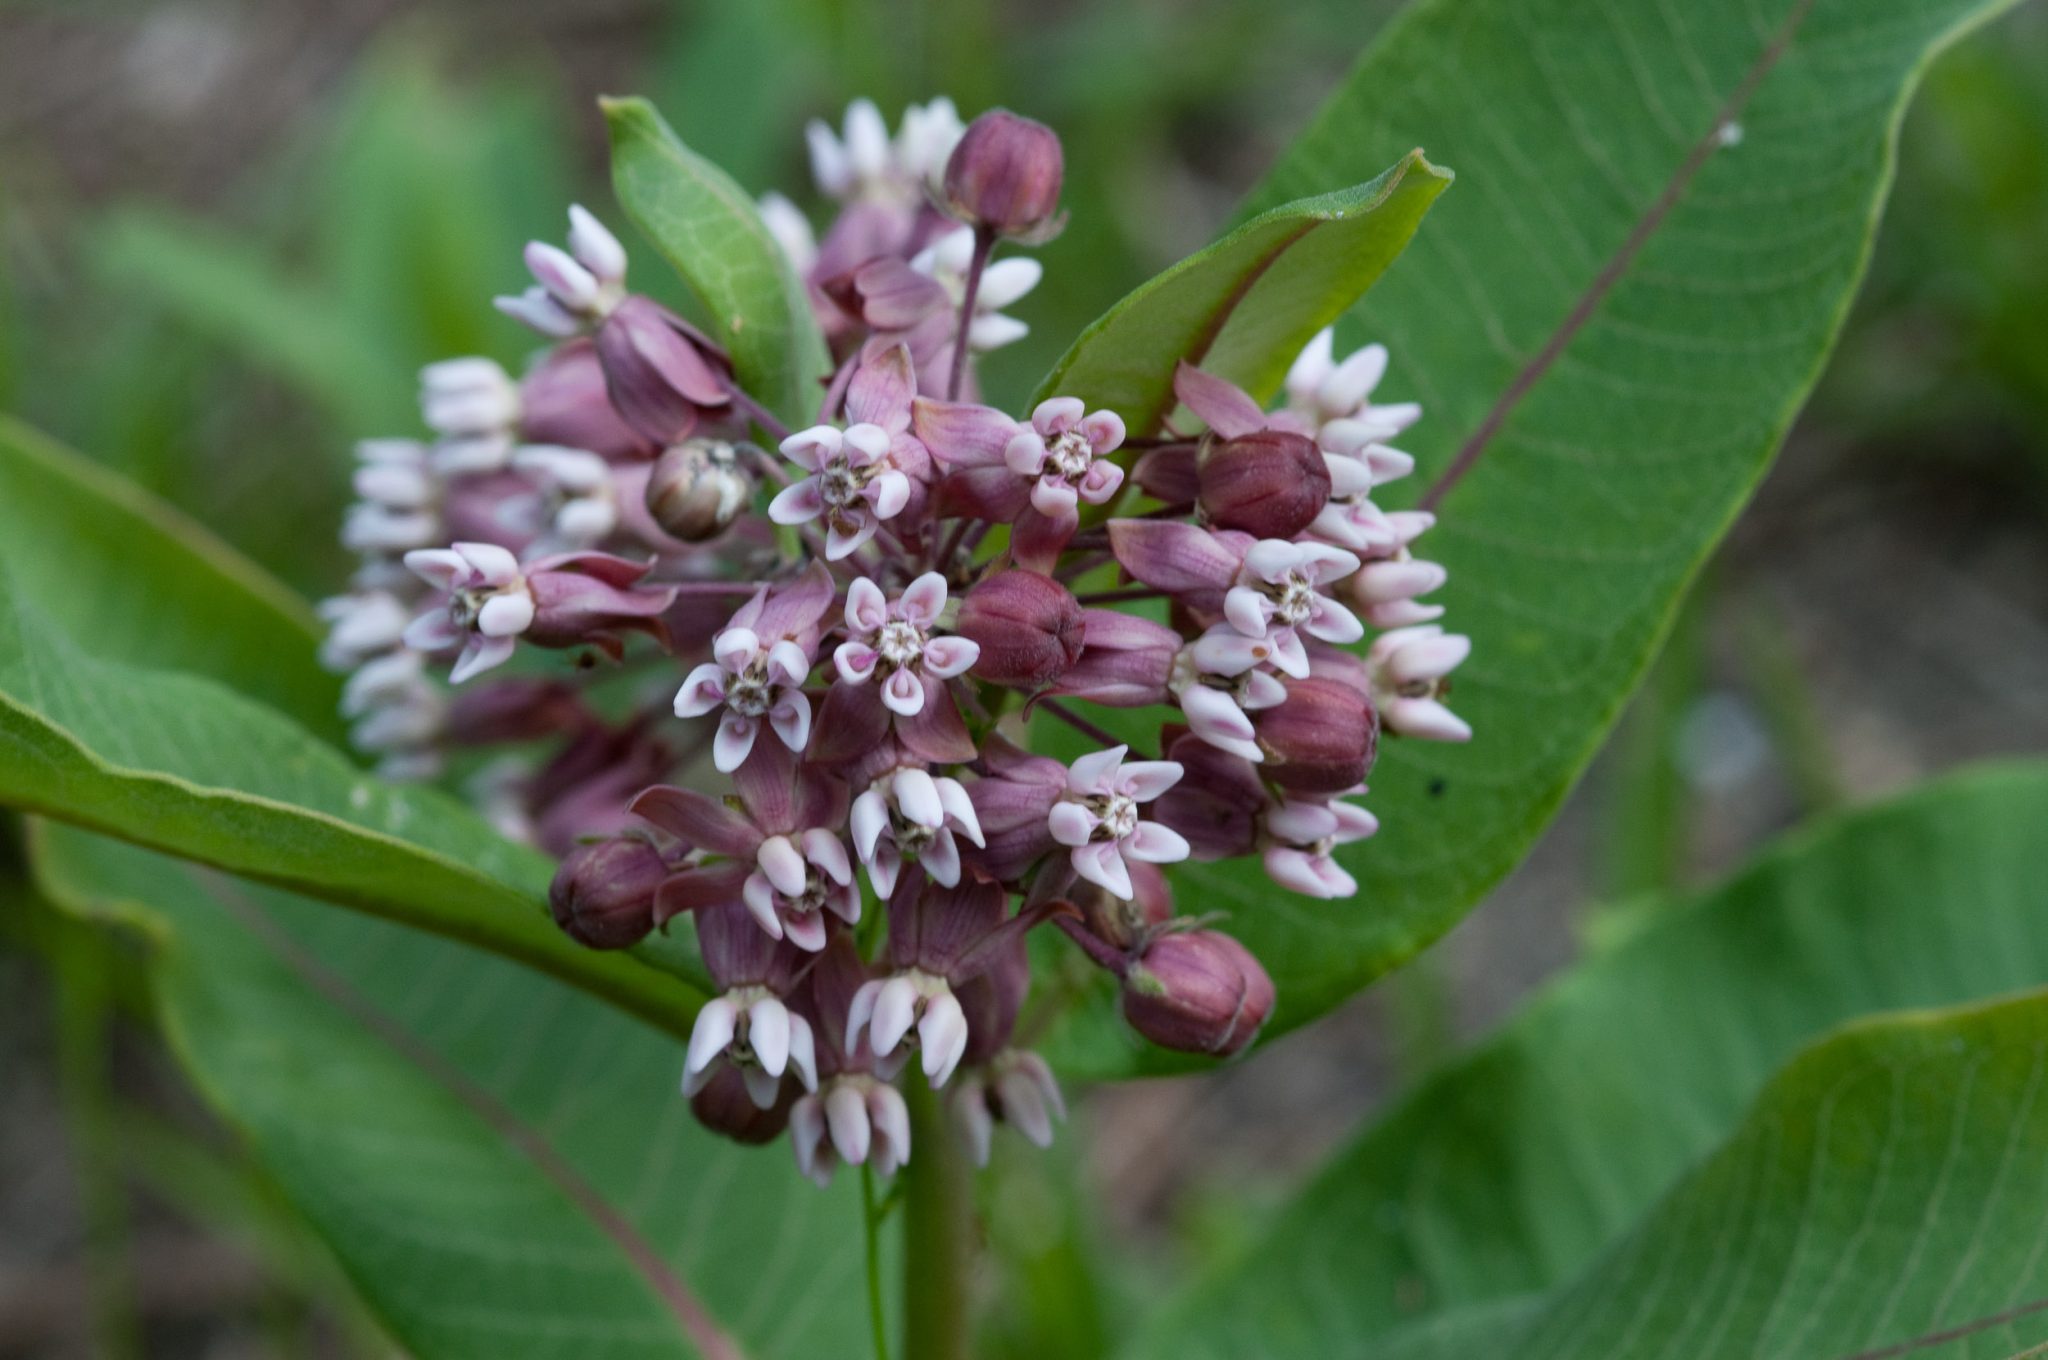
[548, 836, 669, 949]
[1251, 676, 1379, 794]
[644, 439, 755, 543]
[1120, 930, 1274, 1057]
[517, 339, 653, 460]
[1198, 430, 1330, 538]
[594, 296, 733, 445]
[689, 1063, 795, 1145]
[955, 570, 1084, 690]
[444, 678, 587, 746]
[1048, 609, 1179, 707]
[942, 110, 1065, 242]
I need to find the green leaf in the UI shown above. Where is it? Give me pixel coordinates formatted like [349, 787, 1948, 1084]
[1032, 152, 1451, 431]
[33, 823, 882, 1360]
[0, 419, 698, 1039]
[603, 96, 832, 428]
[1356, 991, 2048, 1358]
[89, 211, 412, 433]
[1128, 759, 2048, 1357]
[1143, 0, 2027, 1036]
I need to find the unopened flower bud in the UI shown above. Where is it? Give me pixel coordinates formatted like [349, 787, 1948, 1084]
[548, 836, 669, 949]
[1251, 676, 1379, 794]
[1198, 430, 1330, 538]
[645, 439, 754, 542]
[955, 570, 1084, 690]
[1120, 930, 1273, 1057]
[942, 110, 1065, 242]
[690, 1064, 795, 1145]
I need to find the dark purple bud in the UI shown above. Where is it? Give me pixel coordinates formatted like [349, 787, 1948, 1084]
[644, 439, 754, 543]
[548, 836, 669, 949]
[518, 339, 654, 460]
[594, 296, 732, 445]
[1198, 430, 1329, 538]
[955, 570, 1084, 690]
[444, 678, 587, 746]
[1048, 609, 1178, 707]
[1148, 734, 1266, 861]
[523, 553, 678, 656]
[942, 110, 1065, 242]
[1251, 676, 1379, 795]
[1121, 930, 1274, 1057]
[689, 1063, 794, 1145]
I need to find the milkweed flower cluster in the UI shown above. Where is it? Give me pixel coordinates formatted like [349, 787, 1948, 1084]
[321, 99, 1471, 1183]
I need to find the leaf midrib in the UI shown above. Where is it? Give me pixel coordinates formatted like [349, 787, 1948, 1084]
[1417, 0, 1823, 512]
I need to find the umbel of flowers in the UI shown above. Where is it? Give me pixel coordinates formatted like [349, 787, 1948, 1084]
[321, 97, 1470, 1182]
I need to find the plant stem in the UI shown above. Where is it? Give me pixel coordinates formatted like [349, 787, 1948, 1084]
[902, 1081, 973, 1360]
[1037, 698, 1139, 754]
[945, 230, 995, 402]
[862, 1165, 890, 1360]
[721, 381, 792, 445]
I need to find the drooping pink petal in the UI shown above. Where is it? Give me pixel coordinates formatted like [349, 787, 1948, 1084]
[910, 398, 1017, 468]
[632, 786, 761, 857]
[1117, 760, 1185, 802]
[451, 634, 517, 683]
[1108, 520, 1244, 594]
[1173, 362, 1264, 438]
[921, 636, 979, 679]
[713, 712, 760, 772]
[1070, 839, 1133, 900]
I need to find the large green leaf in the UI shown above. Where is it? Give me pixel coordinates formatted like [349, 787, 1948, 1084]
[0, 419, 698, 1037]
[604, 96, 832, 428]
[1129, 759, 2048, 1357]
[1357, 991, 2048, 1358]
[1033, 152, 1451, 431]
[33, 822, 881, 1360]
[1127, 0, 2028, 1035]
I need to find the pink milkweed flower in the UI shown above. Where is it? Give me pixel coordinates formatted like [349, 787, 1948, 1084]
[1368, 625, 1474, 742]
[1282, 327, 1422, 447]
[684, 902, 820, 1108]
[789, 937, 914, 1186]
[1222, 539, 1364, 678]
[675, 628, 813, 772]
[850, 877, 1053, 1088]
[1047, 746, 1190, 901]
[673, 563, 835, 772]
[1261, 796, 1379, 899]
[1168, 625, 1289, 763]
[771, 346, 931, 559]
[832, 573, 981, 717]
[850, 764, 985, 897]
[912, 395, 1123, 572]
[953, 1050, 1064, 1165]
[496, 203, 629, 336]
[402, 542, 533, 682]
[634, 740, 858, 951]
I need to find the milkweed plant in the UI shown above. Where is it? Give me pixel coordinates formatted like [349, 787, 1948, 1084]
[321, 99, 1470, 1176]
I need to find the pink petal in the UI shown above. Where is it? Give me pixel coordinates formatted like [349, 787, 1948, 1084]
[1046, 800, 1098, 848]
[1108, 521, 1243, 594]
[910, 398, 1017, 468]
[845, 577, 889, 633]
[770, 691, 811, 753]
[631, 786, 760, 857]
[845, 343, 916, 429]
[835, 641, 879, 684]
[1173, 362, 1265, 438]
[1070, 840, 1133, 900]
[1125, 821, 1189, 864]
[713, 713, 760, 772]
[1065, 745, 1127, 795]
[1117, 761, 1185, 803]
[450, 634, 516, 683]
[1081, 409, 1125, 452]
[1031, 396, 1085, 435]
[881, 668, 926, 717]
[1003, 430, 1051, 478]
[769, 477, 826, 525]
[898, 572, 949, 628]
[921, 636, 978, 679]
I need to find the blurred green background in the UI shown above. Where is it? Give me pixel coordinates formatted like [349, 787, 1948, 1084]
[1, 0, 2044, 1355]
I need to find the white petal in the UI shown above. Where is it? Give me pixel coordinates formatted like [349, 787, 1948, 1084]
[825, 1083, 872, 1165]
[748, 997, 791, 1078]
[685, 997, 738, 1080]
[893, 767, 944, 828]
[871, 977, 919, 1057]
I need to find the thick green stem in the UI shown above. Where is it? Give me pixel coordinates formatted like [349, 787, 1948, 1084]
[902, 1080, 974, 1360]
